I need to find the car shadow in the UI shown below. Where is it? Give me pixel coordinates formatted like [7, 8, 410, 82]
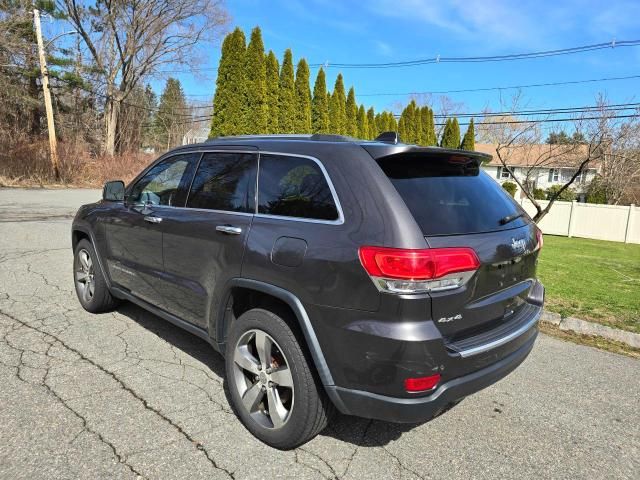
[114, 302, 421, 447]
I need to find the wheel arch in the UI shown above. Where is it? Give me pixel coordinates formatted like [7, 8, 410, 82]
[218, 279, 337, 391]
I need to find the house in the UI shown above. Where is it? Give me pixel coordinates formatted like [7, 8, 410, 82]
[476, 143, 600, 201]
[182, 126, 210, 145]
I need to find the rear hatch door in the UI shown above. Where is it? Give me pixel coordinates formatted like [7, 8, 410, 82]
[375, 149, 541, 340]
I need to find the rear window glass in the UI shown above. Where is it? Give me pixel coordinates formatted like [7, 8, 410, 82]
[258, 154, 339, 221]
[377, 154, 528, 235]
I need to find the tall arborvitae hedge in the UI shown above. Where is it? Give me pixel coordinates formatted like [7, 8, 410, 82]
[210, 27, 247, 137]
[210, 27, 460, 140]
[440, 118, 462, 148]
[345, 87, 358, 137]
[460, 118, 475, 150]
[265, 50, 280, 134]
[311, 68, 329, 133]
[245, 27, 267, 133]
[366, 107, 376, 139]
[356, 105, 367, 139]
[278, 49, 296, 133]
[294, 59, 312, 133]
[329, 74, 346, 135]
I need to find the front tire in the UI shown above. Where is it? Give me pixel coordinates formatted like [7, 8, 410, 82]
[225, 308, 332, 449]
[73, 238, 119, 313]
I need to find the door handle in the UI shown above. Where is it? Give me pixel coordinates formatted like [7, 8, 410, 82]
[144, 216, 163, 224]
[216, 225, 242, 235]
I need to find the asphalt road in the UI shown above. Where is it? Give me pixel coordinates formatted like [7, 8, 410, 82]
[0, 188, 638, 480]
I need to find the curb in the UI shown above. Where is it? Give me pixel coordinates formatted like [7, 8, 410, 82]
[540, 310, 640, 349]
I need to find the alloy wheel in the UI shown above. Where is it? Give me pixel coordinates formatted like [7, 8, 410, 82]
[232, 329, 294, 429]
[75, 248, 95, 303]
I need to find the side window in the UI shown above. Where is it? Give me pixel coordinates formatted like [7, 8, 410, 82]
[128, 153, 198, 207]
[186, 152, 257, 212]
[258, 154, 339, 221]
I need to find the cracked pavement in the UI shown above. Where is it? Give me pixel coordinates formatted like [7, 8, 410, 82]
[0, 188, 638, 480]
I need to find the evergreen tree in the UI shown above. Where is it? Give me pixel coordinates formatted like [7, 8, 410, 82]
[293, 59, 312, 133]
[367, 107, 376, 139]
[356, 105, 368, 139]
[278, 49, 296, 133]
[419, 106, 429, 145]
[311, 68, 329, 133]
[398, 116, 407, 143]
[427, 108, 436, 145]
[210, 28, 247, 137]
[156, 78, 188, 150]
[460, 118, 475, 150]
[345, 87, 358, 137]
[245, 27, 267, 133]
[440, 118, 461, 148]
[265, 50, 280, 134]
[388, 112, 398, 132]
[329, 74, 346, 134]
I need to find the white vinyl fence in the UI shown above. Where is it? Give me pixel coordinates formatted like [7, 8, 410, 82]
[519, 199, 640, 244]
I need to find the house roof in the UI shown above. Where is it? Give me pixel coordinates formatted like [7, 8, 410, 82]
[475, 143, 599, 169]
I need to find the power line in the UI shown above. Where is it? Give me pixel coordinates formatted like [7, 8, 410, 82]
[356, 74, 640, 97]
[429, 102, 640, 119]
[158, 39, 640, 74]
[310, 39, 640, 69]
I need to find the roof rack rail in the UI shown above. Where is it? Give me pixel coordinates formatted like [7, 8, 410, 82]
[375, 131, 401, 144]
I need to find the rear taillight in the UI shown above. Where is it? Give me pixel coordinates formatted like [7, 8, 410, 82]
[405, 374, 441, 393]
[358, 246, 480, 294]
[535, 228, 544, 251]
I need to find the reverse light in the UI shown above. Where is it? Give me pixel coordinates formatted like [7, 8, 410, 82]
[358, 246, 480, 294]
[405, 374, 441, 393]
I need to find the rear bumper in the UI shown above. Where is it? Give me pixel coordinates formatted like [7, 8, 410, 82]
[327, 330, 537, 423]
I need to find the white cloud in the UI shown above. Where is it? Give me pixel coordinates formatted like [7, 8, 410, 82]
[375, 40, 393, 56]
[365, 0, 640, 48]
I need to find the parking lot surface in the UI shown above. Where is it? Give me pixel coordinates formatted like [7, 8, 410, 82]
[0, 188, 638, 479]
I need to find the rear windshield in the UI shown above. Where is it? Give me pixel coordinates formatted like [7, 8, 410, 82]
[377, 153, 528, 236]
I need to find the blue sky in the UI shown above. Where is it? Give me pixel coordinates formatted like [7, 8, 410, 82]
[157, 0, 640, 123]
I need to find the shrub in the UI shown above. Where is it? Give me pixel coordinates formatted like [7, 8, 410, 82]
[533, 187, 546, 200]
[546, 185, 576, 202]
[502, 181, 517, 197]
[585, 177, 608, 204]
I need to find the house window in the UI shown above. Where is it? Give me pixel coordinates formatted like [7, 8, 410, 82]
[548, 168, 560, 182]
[497, 166, 512, 179]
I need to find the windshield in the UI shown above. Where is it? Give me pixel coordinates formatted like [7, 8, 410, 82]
[377, 154, 528, 236]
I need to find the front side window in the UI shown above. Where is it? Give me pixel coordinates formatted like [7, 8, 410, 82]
[548, 168, 560, 182]
[258, 154, 339, 221]
[128, 153, 199, 207]
[186, 152, 257, 212]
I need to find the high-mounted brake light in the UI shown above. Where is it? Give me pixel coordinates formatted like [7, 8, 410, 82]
[358, 246, 480, 294]
[405, 374, 441, 393]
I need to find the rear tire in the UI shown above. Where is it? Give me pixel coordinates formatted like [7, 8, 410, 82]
[225, 308, 332, 449]
[73, 238, 120, 313]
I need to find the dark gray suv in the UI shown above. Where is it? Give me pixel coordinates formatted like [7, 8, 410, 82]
[72, 134, 544, 449]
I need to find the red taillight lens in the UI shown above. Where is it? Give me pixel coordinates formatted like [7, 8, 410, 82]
[358, 246, 480, 280]
[404, 374, 441, 393]
[535, 228, 544, 251]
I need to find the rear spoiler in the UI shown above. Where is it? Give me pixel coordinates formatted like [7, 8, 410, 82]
[361, 144, 493, 166]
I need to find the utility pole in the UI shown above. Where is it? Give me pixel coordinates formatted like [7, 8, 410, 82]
[33, 8, 60, 180]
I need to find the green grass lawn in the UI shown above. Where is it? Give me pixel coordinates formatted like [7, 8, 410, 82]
[537, 235, 640, 333]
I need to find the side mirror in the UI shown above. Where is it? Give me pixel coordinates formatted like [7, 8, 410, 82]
[103, 180, 125, 201]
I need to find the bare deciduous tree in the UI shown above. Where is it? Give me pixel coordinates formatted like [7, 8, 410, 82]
[478, 93, 616, 222]
[58, 0, 229, 155]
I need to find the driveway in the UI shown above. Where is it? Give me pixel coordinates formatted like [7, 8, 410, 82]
[0, 188, 637, 479]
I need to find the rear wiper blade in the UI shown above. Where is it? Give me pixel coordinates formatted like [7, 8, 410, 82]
[499, 212, 525, 225]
